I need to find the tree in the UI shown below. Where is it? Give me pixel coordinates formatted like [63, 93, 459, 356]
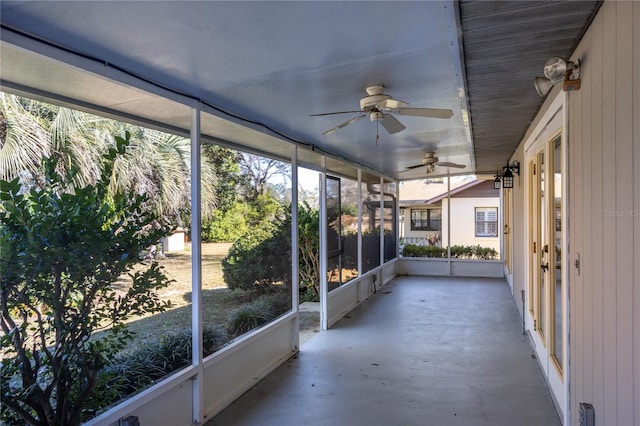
[239, 153, 290, 200]
[0, 92, 220, 224]
[0, 133, 173, 426]
[298, 202, 320, 301]
[202, 145, 245, 213]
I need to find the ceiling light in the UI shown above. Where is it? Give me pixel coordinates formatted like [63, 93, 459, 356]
[534, 56, 581, 97]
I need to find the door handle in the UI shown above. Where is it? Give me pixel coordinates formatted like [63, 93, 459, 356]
[541, 263, 549, 272]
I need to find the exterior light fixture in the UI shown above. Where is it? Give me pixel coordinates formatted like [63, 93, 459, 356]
[502, 167, 514, 189]
[495, 161, 520, 189]
[534, 56, 581, 96]
[494, 174, 502, 189]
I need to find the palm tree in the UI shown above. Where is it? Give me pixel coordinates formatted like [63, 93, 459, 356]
[0, 93, 52, 186]
[0, 92, 219, 222]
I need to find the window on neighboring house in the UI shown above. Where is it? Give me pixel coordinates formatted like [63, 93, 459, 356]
[475, 207, 498, 237]
[410, 209, 441, 231]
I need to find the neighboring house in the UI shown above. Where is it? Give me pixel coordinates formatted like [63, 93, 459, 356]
[399, 178, 500, 254]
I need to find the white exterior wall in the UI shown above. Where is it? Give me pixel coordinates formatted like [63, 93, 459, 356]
[567, 2, 639, 425]
[441, 197, 500, 254]
[507, 1, 639, 424]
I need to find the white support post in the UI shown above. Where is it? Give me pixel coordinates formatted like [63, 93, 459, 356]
[379, 176, 384, 269]
[290, 146, 300, 350]
[396, 180, 400, 259]
[447, 173, 452, 275]
[190, 105, 204, 425]
[357, 169, 362, 279]
[319, 157, 328, 330]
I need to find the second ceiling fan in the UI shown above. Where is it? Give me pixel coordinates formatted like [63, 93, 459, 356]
[311, 85, 453, 136]
[406, 152, 466, 173]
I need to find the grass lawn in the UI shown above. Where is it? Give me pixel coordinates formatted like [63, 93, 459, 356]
[122, 242, 244, 343]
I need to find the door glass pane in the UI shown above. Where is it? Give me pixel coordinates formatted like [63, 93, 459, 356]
[528, 159, 536, 314]
[537, 151, 545, 338]
[551, 136, 563, 369]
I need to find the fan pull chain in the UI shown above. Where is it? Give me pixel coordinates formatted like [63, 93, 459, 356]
[376, 121, 380, 145]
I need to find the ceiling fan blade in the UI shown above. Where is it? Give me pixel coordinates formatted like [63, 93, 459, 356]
[406, 164, 424, 170]
[322, 115, 366, 135]
[377, 98, 408, 110]
[436, 162, 466, 168]
[395, 107, 454, 119]
[311, 110, 363, 116]
[380, 114, 406, 134]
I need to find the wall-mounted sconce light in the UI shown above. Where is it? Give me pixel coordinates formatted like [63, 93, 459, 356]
[502, 167, 515, 189]
[534, 56, 581, 97]
[494, 161, 520, 189]
[494, 173, 502, 190]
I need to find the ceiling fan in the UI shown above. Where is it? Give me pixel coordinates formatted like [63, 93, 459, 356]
[311, 85, 453, 136]
[406, 152, 466, 173]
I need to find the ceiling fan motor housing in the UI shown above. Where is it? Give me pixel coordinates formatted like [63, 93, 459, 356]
[422, 152, 438, 164]
[360, 94, 391, 111]
[369, 111, 385, 121]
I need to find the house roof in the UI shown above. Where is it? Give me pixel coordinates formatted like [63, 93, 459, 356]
[400, 178, 497, 207]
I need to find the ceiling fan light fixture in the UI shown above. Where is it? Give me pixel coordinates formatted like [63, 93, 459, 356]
[369, 111, 385, 122]
[312, 85, 453, 137]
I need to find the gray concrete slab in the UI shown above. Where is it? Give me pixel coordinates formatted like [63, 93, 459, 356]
[207, 276, 560, 426]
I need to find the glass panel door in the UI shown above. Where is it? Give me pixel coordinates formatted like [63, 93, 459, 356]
[526, 101, 566, 420]
[550, 135, 563, 373]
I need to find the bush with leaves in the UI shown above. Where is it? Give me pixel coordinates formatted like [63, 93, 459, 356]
[201, 201, 250, 242]
[222, 219, 291, 291]
[83, 326, 228, 420]
[401, 243, 498, 259]
[226, 292, 290, 337]
[401, 244, 447, 258]
[298, 201, 320, 301]
[0, 133, 174, 426]
[221, 196, 292, 291]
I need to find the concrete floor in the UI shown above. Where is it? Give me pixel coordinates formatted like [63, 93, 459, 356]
[207, 276, 561, 426]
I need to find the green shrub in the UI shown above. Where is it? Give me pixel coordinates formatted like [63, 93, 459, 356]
[222, 221, 292, 290]
[473, 245, 499, 259]
[401, 243, 498, 260]
[226, 292, 290, 337]
[0, 134, 174, 426]
[402, 244, 447, 258]
[449, 244, 466, 258]
[83, 326, 228, 420]
[201, 201, 250, 242]
[298, 202, 320, 300]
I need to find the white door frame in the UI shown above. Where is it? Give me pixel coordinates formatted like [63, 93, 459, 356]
[524, 93, 569, 423]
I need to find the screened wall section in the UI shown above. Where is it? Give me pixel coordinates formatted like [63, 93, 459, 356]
[200, 147, 293, 345]
[399, 176, 500, 262]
